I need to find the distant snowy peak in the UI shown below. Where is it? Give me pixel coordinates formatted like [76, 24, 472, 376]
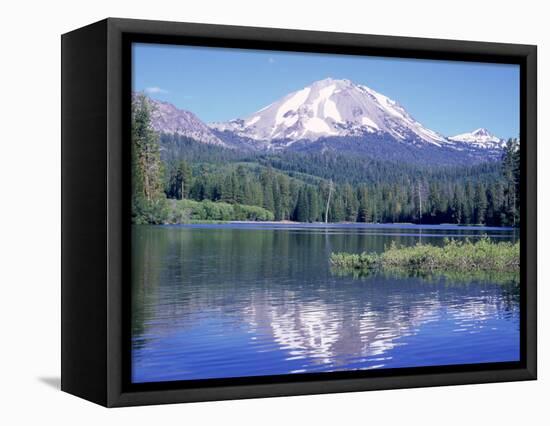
[448, 128, 505, 149]
[211, 78, 447, 146]
[145, 97, 226, 146]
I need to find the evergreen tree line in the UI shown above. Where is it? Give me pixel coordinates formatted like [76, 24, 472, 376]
[167, 147, 519, 226]
[160, 132, 503, 188]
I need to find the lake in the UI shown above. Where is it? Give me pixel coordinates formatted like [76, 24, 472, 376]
[131, 223, 520, 383]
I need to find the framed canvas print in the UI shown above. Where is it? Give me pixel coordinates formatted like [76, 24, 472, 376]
[61, 18, 537, 407]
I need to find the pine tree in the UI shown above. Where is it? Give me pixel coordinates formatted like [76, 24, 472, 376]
[166, 160, 192, 200]
[463, 181, 474, 224]
[295, 188, 310, 222]
[234, 165, 247, 204]
[277, 174, 291, 220]
[308, 187, 319, 222]
[131, 94, 166, 224]
[343, 183, 358, 221]
[474, 182, 488, 224]
[502, 138, 520, 226]
[330, 193, 345, 222]
[450, 189, 463, 224]
[221, 174, 234, 204]
[273, 179, 283, 220]
[263, 184, 275, 213]
[358, 187, 370, 222]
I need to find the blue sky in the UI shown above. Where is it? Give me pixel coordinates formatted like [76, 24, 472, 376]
[132, 43, 520, 138]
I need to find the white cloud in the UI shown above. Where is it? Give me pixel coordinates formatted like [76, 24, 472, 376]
[268, 57, 276, 64]
[144, 86, 168, 94]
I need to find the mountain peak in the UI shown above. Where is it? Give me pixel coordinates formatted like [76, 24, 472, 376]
[448, 128, 504, 149]
[211, 77, 446, 145]
[311, 77, 351, 87]
[472, 128, 492, 136]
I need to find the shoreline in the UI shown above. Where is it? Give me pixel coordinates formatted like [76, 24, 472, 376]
[227, 220, 514, 227]
[135, 220, 517, 230]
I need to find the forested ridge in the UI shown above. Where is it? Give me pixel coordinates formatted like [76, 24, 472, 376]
[132, 95, 520, 226]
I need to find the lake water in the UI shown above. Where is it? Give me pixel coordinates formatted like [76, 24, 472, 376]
[131, 223, 520, 383]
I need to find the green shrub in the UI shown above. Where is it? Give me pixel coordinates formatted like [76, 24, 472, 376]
[132, 196, 169, 224]
[163, 199, 274, 223]
[330, 237, 519, 274]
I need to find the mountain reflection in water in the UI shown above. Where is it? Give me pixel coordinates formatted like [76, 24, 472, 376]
[131, 224, 520, 383]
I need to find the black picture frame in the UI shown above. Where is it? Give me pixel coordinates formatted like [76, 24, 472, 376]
[61, 17, 537, 407]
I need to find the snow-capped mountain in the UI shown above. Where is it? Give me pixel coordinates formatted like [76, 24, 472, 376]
[146, 97, 226, 146]
[211, 78, 448, 147]
[448, 128, 505, 149]
[140, 80, 509, 166]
